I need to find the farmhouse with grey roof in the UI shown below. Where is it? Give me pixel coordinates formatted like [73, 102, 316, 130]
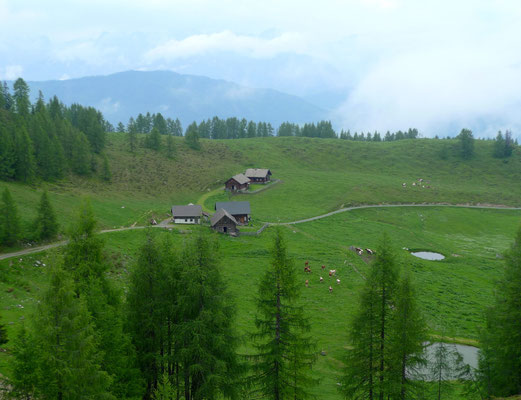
[245, 168, 272, 183]
[215, 201, 251, 225]
[225, 173, 250, 192]
[211, 208, 238, 235]
[171, 204, 202, 224]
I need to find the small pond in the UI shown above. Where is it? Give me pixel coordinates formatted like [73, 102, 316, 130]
[415, 343, 479, 381]
[410, 251, 445, 261]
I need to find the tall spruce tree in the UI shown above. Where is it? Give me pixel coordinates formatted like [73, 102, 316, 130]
[341, 235, 401, 400]
[388, 275, 428, 399]
[12, 78, 31, 118]
[185, 122, 201, 150]
[64, 200, 142, 398]
[13, 124, 35, 182]
[34, 190, 59, 241]
[145, 127, 162, 151]
[10, 324, 38, 399]
[166, 133, 176, 158]
[177, 233, 241, 400]
[478, 226, 521, 397]
[17, 265, 112, 399]
[0, 187, 21, 246]
[250, 229, 317, 400]
[457, 129, 475, 159]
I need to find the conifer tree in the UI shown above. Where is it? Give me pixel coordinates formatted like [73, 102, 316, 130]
[166, 133, 175, 158]
[116, 121, 125, 133]
[250, 229, 317, 399]
[341, 235, 401, 400]
[101, 153, 111, 181]
[64, 200, 142, 398]
[185, 122, 201, 150]
[457, 129, 475, 159]
[127, 234, 168, 399]
[12, 78, 31, 118]
[177, 233, 241, 400]
[0, 187, 20, 246]
[145, 127, 162, 151]
[24, 265, 112, 399]
[478, 226, 521, 397]
[13, 124, 35, 182]
[10, 324, 38, 399]
[34, 190, 59, 241]
[429, 342, 459, 400]
[388, 275, 428, 399]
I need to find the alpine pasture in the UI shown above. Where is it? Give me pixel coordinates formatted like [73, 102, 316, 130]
[1, 134, 521, 399]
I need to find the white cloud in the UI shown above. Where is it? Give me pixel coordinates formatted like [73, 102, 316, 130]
[144, 31, 306, 61]
[0, 65, 23, 80]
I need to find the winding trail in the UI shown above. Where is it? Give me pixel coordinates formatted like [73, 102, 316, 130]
[2, 203, 521, 261]
[0, 224, 173, 261]
[269, 203, 521, 225]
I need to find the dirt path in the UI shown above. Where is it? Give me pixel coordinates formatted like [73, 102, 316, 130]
[2, 203, 521, 261]
[0, 219, 174, 261]
[270, 203, 521, 225]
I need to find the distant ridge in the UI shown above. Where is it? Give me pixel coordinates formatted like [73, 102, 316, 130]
[21, 70, 329, 127]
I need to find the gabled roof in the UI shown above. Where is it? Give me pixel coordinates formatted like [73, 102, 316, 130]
[245, 168, 271, 178]
[211, 208, 238, 227]
[215, 201, 251, 215]
[226, 173, 250, 185]
[171, 204, 202, 218]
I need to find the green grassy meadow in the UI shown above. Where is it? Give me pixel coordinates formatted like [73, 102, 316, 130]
[1, 135, 521, 398]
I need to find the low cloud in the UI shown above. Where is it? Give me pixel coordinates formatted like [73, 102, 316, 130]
[144, 31, 306, 62]
[0, 65, 23, 80]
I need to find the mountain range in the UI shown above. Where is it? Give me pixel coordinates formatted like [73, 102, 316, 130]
[23, 70, 330, 128]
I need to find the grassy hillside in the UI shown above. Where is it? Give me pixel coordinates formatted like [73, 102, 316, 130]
[1, 206, 519, 399]
[1, 135, 520, 399]
[1, 134, 521, 235]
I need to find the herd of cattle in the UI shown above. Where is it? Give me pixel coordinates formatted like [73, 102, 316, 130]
[402, 178, 432, 189]
[302, 247, 375, 293]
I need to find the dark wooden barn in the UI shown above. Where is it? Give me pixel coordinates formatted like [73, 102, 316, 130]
[225, 173, 250, 192]
[211, 208, 238, 235]
[245, 168, 272, 183]
[215, 201, 251, 225]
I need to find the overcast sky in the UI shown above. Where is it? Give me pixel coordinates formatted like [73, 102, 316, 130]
[1, 0, 520, 136]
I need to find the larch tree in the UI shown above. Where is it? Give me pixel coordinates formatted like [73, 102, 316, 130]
[34, 190, 59, 241]
[0, 187, 21, 246]
[250, 229, 317, 400]
[12, 78, 31, 118]
[387, 274, 428, 399]
[22, 265, 112, 399]
[478, 226, 521, 397]
[341, 235, 401, 400]
[63, 200, 142, 399]
[177, 233, 241, 400]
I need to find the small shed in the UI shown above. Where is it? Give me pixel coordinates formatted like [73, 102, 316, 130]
[225, 173, 250, 192]
[215, 201, 251, 225]
[171, 204, 203, 224]
[245, 168, 272, 183]
[211, 208, 238, 235]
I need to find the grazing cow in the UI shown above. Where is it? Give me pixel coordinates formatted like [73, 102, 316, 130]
[319, 276, 324, 282]
[329, 269, 336, 276]
[305, 260, 309, 266]
[355, 247, 362, 253]
[321, 265, 326, 270]
[402, 182, 406, 187]
[358, 250, 363, 256]
[305, 280, 309, 287]
[304, 266, 311, 273]
[329, 286, 333, 293]
[412, 182, 416, 186]
[366, 248, 374, 255]
[336, 279, 341, 284]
